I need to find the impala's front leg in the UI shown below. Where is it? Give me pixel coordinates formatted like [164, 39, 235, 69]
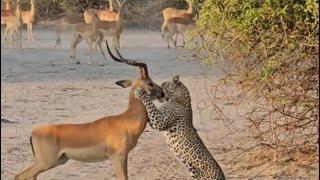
[134, 88, 176, 131]
[111, 154, 128, 180]
[97, 32, 107, 65]
[70, 33, 82, 64]
[30, 23, 34, 41]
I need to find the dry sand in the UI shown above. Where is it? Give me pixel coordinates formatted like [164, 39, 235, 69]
[1, 28, 318, 180]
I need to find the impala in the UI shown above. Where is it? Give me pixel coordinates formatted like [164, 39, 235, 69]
[96, 0, 126, 50]
[84, 0, 119, 24]
[163, 14, 195, 48]
[2, 0, 22, 48]
[161, 0, 198, 46]
[15, 41, 164, 180]
[69, 14, 106, 65]
[3, 0, 10, 10]
[55, 15, 85, 47]
[1, 0, 14, 26]
[21, 0, 36, 41]
[85, 0, 126, 50]
[69, 0, 127, 64]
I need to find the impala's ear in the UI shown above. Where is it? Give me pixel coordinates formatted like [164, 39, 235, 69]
[173, 75, 180, 83]
[115, 80, 132, 88]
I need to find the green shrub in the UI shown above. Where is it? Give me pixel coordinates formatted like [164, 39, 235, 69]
[192, 0, 319, 174]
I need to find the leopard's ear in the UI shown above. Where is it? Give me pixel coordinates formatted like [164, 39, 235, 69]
[173, 75, 180, 83]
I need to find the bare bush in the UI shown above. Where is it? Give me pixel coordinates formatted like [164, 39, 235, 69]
[190, 0, 319, 177]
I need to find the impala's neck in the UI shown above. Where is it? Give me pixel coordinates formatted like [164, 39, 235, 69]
[30, 0, 35, 16]
[116, 4, 124, 21]
[5, 1, 10, 10]
[125, 91, 147, 118]
[15, 2, 20, 17]
[121, 90, 148, 136]
[109, 0, 113, 11]
[187, 2, 193, 14]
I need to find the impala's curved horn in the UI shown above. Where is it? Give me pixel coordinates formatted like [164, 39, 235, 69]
[106, 41, 149, 79]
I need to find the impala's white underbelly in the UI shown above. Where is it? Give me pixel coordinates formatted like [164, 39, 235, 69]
[63, 144, 108, 162]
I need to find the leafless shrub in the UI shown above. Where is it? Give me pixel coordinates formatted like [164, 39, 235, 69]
[190, 0, 319, 177]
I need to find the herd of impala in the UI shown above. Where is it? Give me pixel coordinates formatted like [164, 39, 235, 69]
[1, 0, 198, 58]
[2, 0, 201, 179]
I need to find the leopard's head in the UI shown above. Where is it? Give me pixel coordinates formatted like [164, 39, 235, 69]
[159, 75, 191, 106]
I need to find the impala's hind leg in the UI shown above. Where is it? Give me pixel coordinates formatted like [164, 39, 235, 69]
[84, 37, 93, 64]
[30, 23, 34, 41]
[173, 33, 178, 47]
[70, 33, 82, 64]
[97, 33, 107, 65]
[17, 27, 22, 49]
[116, 34, 121, 50]
[15, 156, 68, 180]
[165, 31, 174, 49]
[161, 21, 167, 38]
[182, 34, 186, 48]
[14, 137, 69, 180]
[3, 26, 9, 42]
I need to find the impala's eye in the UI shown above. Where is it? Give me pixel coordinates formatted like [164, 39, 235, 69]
[148, 82, 154, 87]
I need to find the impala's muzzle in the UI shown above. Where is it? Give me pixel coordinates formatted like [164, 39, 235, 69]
[158, 81, 171, 103]
[149, 86, 165, 100]
[157, 89, 165, 99]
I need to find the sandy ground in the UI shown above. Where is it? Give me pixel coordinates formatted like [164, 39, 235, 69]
[1, 28, 318, 180]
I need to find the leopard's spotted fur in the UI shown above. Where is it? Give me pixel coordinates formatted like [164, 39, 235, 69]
[134, 75, 225, 180]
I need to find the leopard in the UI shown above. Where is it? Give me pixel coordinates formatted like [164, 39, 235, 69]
[134, 75, 225, 180]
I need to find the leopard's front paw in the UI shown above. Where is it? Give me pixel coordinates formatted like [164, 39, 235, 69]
[134, 88, 146, 100]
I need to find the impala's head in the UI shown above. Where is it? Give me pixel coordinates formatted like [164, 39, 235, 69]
[106, 41, 165, 100]
[186, 0, 200, 19]
[91, 13, 100, 21]
[115, 0, 128, 9]
[114, 0, 128, 19]
[85, 9, 99, 21]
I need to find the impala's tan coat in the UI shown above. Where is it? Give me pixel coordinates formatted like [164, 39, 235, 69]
[69, 14, 106, 64]
[55, 15, 85, 47]
[163, 16, 195, 48]
[162, 1, 194, 21]
[3, 0, 23, 48]
[161, 0, 198, 46]
[84, 0, 119, 23]
[80, 0, 127, 49]
[1, 0, 14, 25]
[3, 0, 10, 10]
[21, 0, 36, 41]
[95, 0, 126, 49]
